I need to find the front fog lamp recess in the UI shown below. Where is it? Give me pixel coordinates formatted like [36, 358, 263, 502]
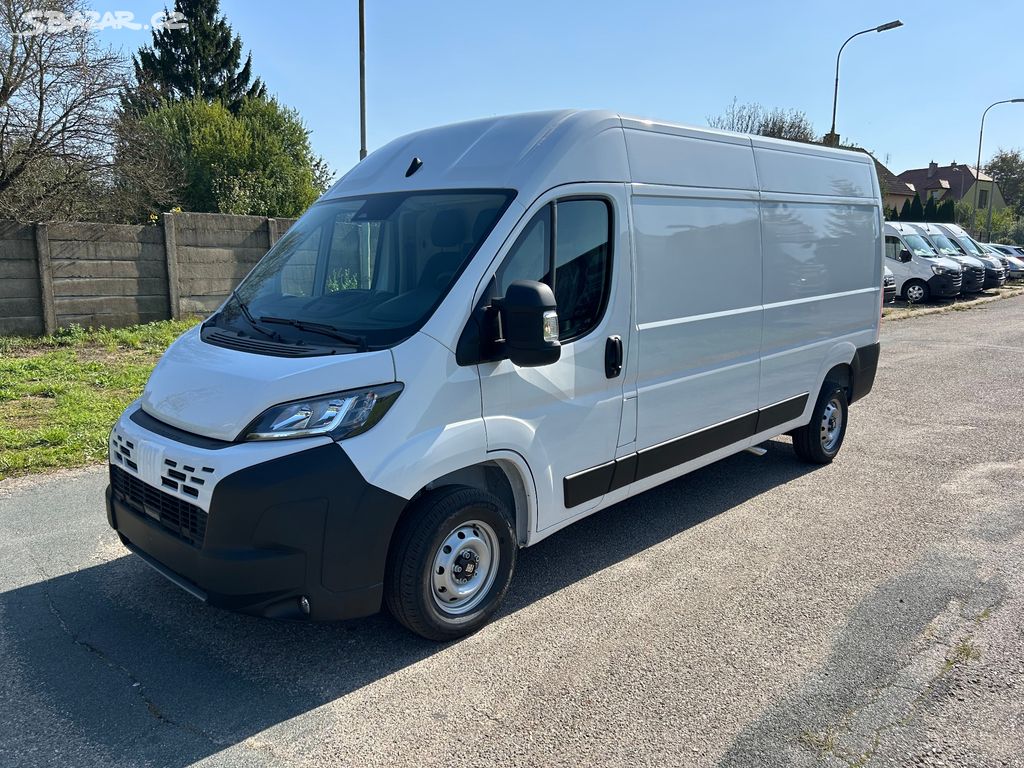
[243, 383, 403, 441]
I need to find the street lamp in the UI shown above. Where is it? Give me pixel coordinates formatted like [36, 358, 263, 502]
[973, 98, 1024, 240]
[826, 20, 903, 147]
[358, 0, 367, 161]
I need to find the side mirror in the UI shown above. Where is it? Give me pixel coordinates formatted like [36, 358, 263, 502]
[900, 248, 912, 262]
[496, 280, 561, 367]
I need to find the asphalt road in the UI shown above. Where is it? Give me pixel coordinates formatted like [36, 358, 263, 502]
[2, 297, 1023, 768]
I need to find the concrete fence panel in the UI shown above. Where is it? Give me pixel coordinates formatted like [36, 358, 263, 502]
[0, 213, 296, 335]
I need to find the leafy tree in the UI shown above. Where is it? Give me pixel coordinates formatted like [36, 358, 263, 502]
[708, 99, 816, 143]
[909, 193, 924, 221]
[899, 199, 912, 221]
[123, 0, 265, 114]
[923, 196, 938, 222]
[985, 148, 1024, 216]
[140, 98, 328, 217]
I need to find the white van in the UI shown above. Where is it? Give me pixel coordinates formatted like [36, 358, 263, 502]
[883, 221, 962, 302]
[106, 111, 883, 640]
[933, 223, 1006, 288]
[905, 223, 987, 293]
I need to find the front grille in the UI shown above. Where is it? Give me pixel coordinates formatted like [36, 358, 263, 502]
[111, 464, 208, 547]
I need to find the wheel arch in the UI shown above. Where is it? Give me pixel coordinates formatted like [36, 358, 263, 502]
[395, 453, 537, 549]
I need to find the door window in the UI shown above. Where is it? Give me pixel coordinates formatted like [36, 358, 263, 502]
[495, 199, 611, 342]
[884, 235, 902, 262]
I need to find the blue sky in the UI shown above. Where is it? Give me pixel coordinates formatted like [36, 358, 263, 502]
[98, 0, 1024, 181]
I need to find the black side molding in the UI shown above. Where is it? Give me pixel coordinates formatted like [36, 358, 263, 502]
[562, 392, 809, 509]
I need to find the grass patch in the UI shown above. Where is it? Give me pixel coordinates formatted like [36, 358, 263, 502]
[0, 319, 200, 479]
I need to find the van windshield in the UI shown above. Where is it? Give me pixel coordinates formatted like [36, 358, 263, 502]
[952, 235, 984, 256]
[927, 234, 962, 256]
[208, 190, 514, 349]
[904, 234, 937, 257]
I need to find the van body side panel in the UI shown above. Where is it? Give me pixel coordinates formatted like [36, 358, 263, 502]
[756, 194, 881, 410]
[630, 187, 763, 452]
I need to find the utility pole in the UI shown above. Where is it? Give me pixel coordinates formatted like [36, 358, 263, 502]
[359, 0, 367, 161]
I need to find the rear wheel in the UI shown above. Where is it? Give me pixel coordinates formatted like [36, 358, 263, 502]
[904, 279, 929, 303]
[384, 485, 517, 641]
[792, 382, 848, 464]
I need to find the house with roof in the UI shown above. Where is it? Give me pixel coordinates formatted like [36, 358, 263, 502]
[897, 162, 1006, 211]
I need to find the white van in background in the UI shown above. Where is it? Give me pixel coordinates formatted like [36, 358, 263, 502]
[906, 223, 987, 293]
[883, 221, 962, 302]
[105, 110, 883, 640]
[934, 223, 1006, 288]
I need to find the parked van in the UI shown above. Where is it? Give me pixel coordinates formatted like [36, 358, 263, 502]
[883, 266, 896, 304]
[905, 223, 986, 293]
[987, 244, 1024, 279]
[883, 221, 962, 302]
[105, 111, 883, 640]
[934, 223, 1006, 288]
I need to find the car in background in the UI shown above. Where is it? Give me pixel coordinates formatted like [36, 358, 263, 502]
[933, 223, 1006, 289]
[905, 223, 986, 294]
[883, 265, 897, 305]
[884, 221, 962, 302]
[986, 244, 1024, 280]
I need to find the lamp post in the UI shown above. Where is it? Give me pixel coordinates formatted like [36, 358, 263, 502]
[358, 0, 367, 161]
[825, 20, 903, 147]
[974, 98, 1023, 240]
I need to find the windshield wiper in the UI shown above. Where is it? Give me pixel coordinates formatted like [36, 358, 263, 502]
[227, 289, 280, 340]
[258, 316, 368, 351]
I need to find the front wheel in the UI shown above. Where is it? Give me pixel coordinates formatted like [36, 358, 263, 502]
[904, 279, 929, 303]
[792, 383, 849, 464]
[384, 486, 517, 641]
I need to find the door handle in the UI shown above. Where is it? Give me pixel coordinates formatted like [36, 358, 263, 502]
[605, 335, 623, 379]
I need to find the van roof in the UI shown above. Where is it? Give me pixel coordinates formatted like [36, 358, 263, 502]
[325, 109, 876, 201]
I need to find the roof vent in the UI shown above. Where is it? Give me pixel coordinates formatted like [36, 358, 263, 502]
[405, 157, 423, 177]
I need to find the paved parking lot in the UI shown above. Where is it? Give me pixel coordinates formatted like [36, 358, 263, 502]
[2, 297, 1023, 768]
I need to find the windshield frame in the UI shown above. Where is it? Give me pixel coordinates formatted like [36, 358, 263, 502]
[207, 188, 517, 352]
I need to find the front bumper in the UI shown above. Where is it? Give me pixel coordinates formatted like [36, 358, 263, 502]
[107, 426, 406, 621]
[983, 268, 1006, 289]
[883, 284, 897, 304]
[927, 272, 963, 298]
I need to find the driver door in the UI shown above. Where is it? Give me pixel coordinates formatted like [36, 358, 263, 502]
[479, 185, 633, 533]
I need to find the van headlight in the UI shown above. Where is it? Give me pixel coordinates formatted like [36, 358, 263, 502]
[242, 383, 403, 441]
[931, 265, 954, 275]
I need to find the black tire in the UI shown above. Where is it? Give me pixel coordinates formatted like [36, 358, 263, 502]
[903, 279, 930, 304]
[792, 382, 849, 464]
[384, 485, 517, 641]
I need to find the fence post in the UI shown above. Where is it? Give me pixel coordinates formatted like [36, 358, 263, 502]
[162, 212, 180, 320]
[34, 222, 56, 335]
[266, 217, 279, 248]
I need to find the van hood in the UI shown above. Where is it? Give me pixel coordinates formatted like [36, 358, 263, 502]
[140, 326, 396, 441]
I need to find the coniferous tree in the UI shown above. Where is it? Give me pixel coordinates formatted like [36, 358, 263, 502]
[937, 198, 956, 223]
[923, 196, 938, 222]
[899, 198, 912, 221]
[122, 0, 265, 114]
[909, 193, 924, 221]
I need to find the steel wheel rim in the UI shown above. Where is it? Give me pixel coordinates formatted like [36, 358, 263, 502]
[431, 520, 499, 615]
[820, 397, 844, 453]
[907, 284, 924, 302]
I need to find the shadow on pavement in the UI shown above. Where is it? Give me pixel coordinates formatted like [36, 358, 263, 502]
[0, 439, 818, 766]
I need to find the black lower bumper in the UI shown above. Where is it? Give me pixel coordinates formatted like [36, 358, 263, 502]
[928, 272, 962, 298]
[107, 442, 407, 621]
[961, 269, 985, 293]
[983, 268, 1006, 289]
[883, 285, 897, 304]
[849, 342, 880, 404]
